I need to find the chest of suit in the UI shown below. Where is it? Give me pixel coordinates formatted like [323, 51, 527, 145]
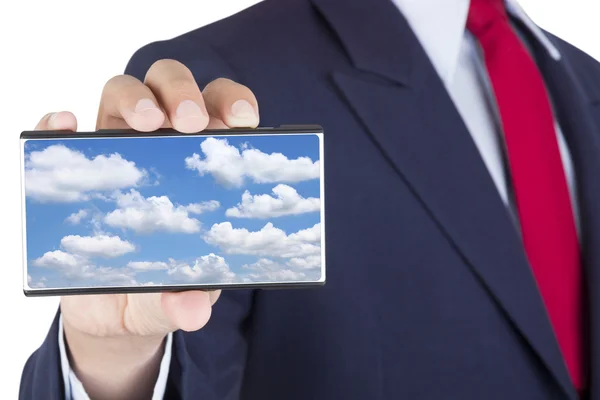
[226, 14, 600, 400]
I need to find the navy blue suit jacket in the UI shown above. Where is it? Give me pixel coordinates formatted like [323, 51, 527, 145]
[20, 0, 600, 399]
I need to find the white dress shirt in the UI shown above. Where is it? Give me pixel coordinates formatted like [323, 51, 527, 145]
[59, 0, 579, 398]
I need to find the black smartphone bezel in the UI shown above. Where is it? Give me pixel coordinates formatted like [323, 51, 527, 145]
[21, 125, 325, 296]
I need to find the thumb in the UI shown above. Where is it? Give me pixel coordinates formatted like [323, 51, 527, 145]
[34, 111, 77, 131]
[124, 290, 221, 335]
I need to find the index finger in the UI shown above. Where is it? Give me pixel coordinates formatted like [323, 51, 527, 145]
[96, 74, 166, 132]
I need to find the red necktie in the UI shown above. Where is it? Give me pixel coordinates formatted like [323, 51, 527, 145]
[466, 0, 585, 392]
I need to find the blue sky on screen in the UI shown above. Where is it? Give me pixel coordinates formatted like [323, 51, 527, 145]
[23, 134, 322, 289]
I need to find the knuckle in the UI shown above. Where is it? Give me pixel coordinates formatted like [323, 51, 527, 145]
[203, 77, 235, 93]
[203, 78, 255, 102]
[101, 75, 120, 95]
[165, 77, 201, 99]
[101, 75, 132, 97]
[147, 59, 193, 80]
[149, 58, 180, 71]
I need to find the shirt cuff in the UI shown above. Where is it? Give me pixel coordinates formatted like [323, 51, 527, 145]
[58, 314, 173, 400]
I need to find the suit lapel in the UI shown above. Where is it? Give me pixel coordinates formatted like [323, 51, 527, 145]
[311, 0, 576, 397]
[531, 31, 600, 400]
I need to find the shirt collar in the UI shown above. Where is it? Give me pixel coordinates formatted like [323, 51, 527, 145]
[390, 0, 561, 86]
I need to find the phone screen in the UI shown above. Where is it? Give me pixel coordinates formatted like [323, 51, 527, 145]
[21, 130, 324, 294]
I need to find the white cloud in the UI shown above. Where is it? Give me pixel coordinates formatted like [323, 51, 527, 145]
[32, 250, 90, 278]
[166, 254, 236, 283]
[65, 209, 88, 225]
[90, 267, 137, 285]
[241, 258, 307, 282]
[89, 213, 105, 235]
[27, 274, 47, 288]
[127, 261, 169, 271]
[185, 138, 320, 187]
[60, 234, 135, 258]
[31, 249, 136, 285]
[104, 189, 202, 234]
[32, 250, 87, 270]
[127, 255, 237, 283]
[24, 144, 147, 202]
[286, 255, 322, 270]
[225, 184, 320, 219]
[204, 222, 321, 258]
[185, 200, 220, 214]
[288, 223, 321, 243]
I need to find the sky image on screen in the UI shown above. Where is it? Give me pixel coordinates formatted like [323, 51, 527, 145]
[23, 133, 322, 289]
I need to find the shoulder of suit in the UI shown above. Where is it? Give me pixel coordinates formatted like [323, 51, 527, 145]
[157, 0, 310, 53]
[124, 0, 313, 80]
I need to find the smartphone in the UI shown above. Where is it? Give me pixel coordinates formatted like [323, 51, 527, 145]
[20, 126, 325, 296]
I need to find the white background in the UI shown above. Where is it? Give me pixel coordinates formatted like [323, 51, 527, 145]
[0, 0, 598, 396]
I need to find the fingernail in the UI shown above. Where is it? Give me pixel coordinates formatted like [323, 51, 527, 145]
[176, 100, 205, 119]
[231, 100, 258, 120]
[174, 100, 207, 133]
[134, 98, 161, 115]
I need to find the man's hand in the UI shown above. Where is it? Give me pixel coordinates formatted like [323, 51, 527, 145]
[34, 59, 260, 400]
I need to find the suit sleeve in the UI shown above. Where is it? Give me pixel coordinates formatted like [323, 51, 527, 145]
[20, 310, 65, 400]
[20, 39, 255, 400]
